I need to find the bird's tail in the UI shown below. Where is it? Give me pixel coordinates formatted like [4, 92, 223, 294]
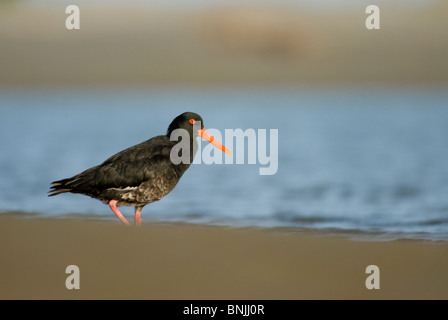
[48, 178, 76, 196]
[48, 167, 97, 197]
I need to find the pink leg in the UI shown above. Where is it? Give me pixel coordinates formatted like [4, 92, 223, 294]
[109, 200, 130, 226]
[134, 206, 143, 226]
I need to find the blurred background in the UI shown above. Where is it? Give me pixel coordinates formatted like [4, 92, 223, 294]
[1, 0, 448, 86]
[1, 0, 448, 240]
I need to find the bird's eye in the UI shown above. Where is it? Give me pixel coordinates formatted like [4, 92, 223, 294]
[189, 119, 196, 124]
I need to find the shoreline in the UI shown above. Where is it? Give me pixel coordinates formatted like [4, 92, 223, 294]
[2, 211, 446, 243]
[1, 213, 447, 299]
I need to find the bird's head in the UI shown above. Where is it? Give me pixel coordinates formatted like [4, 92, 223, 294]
[167, 112, 232, 155]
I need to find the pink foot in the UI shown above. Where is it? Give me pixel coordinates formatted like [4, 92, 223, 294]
[109, 200, 130, 226]
[134, 207, 142, 226]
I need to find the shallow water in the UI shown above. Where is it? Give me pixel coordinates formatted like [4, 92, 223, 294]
[1, 87, 448, 240]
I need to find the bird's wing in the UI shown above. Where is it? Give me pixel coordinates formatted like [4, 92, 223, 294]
[49, 135, 183, 197]
[90, 136, 177, 190]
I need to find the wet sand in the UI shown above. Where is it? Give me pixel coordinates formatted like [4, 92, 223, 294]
[0, 214, 447, 299]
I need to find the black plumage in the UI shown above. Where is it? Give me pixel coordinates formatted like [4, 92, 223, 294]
[49, 112, 230, 225]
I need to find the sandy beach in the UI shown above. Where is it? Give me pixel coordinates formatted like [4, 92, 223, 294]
[1, 1, 447, 302]
[0, 214, 447, 300]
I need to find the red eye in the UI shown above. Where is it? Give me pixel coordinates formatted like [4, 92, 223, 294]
[189, 119, 195, 124]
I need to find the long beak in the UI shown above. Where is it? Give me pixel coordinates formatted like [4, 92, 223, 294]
[198, 128, 232, 155]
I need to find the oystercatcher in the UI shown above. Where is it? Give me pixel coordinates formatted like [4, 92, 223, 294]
[49, 112, 231, 225]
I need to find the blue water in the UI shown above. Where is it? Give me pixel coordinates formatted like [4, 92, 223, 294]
[1, 87, 448, 240]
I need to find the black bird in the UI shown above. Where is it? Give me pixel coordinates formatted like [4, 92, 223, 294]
[49, 112, 231, 225]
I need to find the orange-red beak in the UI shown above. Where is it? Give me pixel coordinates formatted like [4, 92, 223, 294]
[198, 128, 232, 155]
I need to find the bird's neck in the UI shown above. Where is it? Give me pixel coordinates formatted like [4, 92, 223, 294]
[170, 133, 199, 176]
